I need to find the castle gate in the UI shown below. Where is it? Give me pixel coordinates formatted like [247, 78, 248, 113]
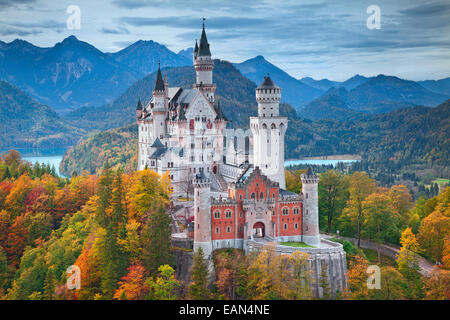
[253, 222, 265, 238]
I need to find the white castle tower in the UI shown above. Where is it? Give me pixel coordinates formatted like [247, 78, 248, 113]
[301, 168, 320, 246]
[151, 63, 168, 140]
[193, 19, 216, 104]
[193, 172, 213, 257]
[250, 76, 288, 189]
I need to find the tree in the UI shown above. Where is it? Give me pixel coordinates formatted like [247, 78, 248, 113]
[418, 187, 450, 263]
[346, 255, 370, 300]
[189, 247, 211, 299]
[114, 262, 149, 300]
[146, 264, 181, 300]
[363, 192, 399, 263]
[389, 185, 413, 228]
[214, 249, 248, 300]
[319, 170, 349, 233]
[43, 269, 56, 300]
[0, 246, 8, 290]
[285, 169, 304, 194]
[424, 267, 450, 300]
[141, 206, 173, 275]
[368, 266, 406, 300]
[341, 172, 376, 247]
[396, 227, 423, 298]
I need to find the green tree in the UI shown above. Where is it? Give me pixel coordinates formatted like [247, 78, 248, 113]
[141, 206, 173, 275]
[319, 170, 349, 233]
[146, 264, 181, 300]
[188, 247, 211, 299]
[363, 192, 399, 263]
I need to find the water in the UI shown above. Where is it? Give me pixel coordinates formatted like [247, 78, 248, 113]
[0, 147, 68, 177]
[284, 159, 359, 167]
[1, 146, 358, 177]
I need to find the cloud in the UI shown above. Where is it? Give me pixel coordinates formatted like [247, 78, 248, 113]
[0, 0, 35, 9]
[100, 26, 130, 34]
[398, 1, 450, 16]
[0, 26, 42, 36]
[5, 19, 65, 29]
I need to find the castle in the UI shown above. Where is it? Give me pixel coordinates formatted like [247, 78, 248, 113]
[137, 23, 347, 296]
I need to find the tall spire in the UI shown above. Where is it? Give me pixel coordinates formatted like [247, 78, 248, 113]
[198, 17, 211, 56]
[194, 40, 198, 58]
[154, 61, 164, 92]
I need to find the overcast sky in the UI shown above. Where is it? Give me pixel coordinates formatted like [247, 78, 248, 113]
[0, 0, 449, 81]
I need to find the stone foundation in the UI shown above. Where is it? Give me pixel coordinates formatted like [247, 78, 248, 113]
[246, 238, 347, 298]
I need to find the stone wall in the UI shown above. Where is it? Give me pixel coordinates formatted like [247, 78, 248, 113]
[246, 238, 348, 298]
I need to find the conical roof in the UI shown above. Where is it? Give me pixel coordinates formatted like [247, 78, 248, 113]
[151, 137, 164, 148]
[194, 40, 198, 57]
[154, 63, 165, 91]
[136, 98, 142, 110]
[198, 23, 211, 56]
[257, 75, 279, 89]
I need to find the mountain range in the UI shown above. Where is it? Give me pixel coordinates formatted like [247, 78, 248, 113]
[0, 36, 191, 113]
[1, 35, 450, 150]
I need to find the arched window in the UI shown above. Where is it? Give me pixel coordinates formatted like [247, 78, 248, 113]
[251, 193, 256, 199]
[293, 208, 300, 215]
[225, 210, 232, 218]
[259, 192, 264, 199]
[282, 207, 289, 215]
[283, 223, 288, 230]
[214, 211, 220, 219]
[215, 227, 219, 234]
[294, 223, 298, 229]
[226, 226, 231, 233]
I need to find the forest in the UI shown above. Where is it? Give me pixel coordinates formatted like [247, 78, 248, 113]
[0, 150, 449, 300]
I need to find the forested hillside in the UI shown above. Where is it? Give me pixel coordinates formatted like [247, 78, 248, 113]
[0, 80, 85, 148]
[60, 100, 450, 177]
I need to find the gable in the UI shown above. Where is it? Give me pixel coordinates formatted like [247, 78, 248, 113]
[185, 91, 217, 121]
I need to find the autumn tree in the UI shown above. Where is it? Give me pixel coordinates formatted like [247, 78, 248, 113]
[285, 169, 305, 194]
[368, 266, 406, 300]
[418, 187, 450, 263]
[346, 254, 370, 300]
[396, 227, 423, 298]
[189, 247, 211, 299]
[318, 170, 349, 233]
[214, 249, 248, 300]
[114, 262, 149, 300]
[340, 172, 376, 247]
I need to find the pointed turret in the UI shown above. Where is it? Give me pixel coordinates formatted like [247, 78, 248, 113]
[194, 40, 199, 59]
[154, 62, 165, 92]
[136, 97, 143, 118]
[198, 20, 211, 56]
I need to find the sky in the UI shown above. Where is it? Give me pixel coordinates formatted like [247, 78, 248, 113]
[0, 0, 449, 81]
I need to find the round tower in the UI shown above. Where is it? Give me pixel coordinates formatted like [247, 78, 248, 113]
[193, 20, 216, 103]
[152, 63, 167, 140]
[193, 172, 213, 257]
[250, 75, 287, 189]
[301, 168, 320, 247]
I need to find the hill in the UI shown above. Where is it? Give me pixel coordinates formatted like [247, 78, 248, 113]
[299, 87, 362, 120]
[418, 77, 450, 96]
[108, 40, 192, 77]
[0, 80, 85, 148]
[287, 100, 450, 166]
[347, 75, 448, 112]
[60, 124, 138, 176]
[300, 75, 449, 120]
[233, 55, 323, 110]
[300, 77, 339, 91]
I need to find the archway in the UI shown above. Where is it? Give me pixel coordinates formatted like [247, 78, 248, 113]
[253, 222, 265, 238]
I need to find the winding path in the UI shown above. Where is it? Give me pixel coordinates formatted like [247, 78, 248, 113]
[322, 233, 435, 277]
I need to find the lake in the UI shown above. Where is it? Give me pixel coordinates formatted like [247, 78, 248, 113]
[0, 147, 68, 177]
[1, 147, 359, 178]
[284, 159, 359, 167]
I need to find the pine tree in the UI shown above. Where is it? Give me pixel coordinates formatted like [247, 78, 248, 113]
[43, 269, 56, 300]
[96, 160, 113, 228]
[142, 206, 173, 275]
[188, 247, 211, 299]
